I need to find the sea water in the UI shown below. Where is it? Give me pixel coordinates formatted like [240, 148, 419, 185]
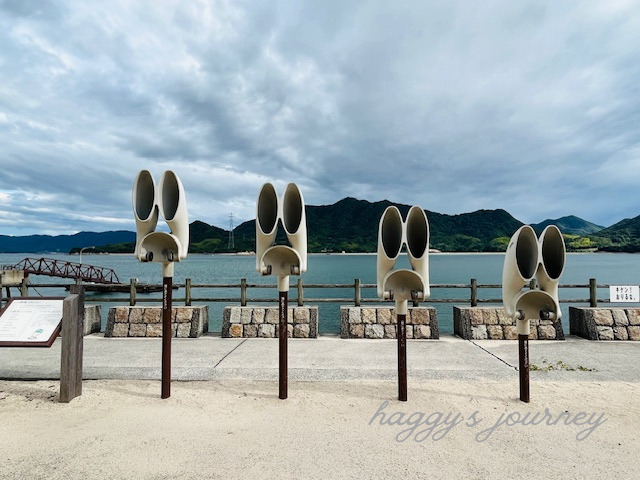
[1, 252, 639, 334]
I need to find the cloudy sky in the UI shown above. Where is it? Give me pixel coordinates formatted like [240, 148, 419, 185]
[1, 0, 639, 236]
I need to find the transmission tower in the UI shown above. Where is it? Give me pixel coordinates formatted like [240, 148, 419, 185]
[228, 213, 235, 249]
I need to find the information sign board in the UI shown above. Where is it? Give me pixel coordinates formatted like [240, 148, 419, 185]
[0, 298, 64, 347]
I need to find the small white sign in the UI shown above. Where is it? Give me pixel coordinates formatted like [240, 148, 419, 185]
[0, 299, 63, 343]
[609, 286, 640, 303]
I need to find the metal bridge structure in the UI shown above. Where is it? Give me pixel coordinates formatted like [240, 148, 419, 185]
[6, 257, 120, 284]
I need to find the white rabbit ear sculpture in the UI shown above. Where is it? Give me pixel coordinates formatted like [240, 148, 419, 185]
[255, 182, 307, 277]
[133, 170, 189, 264]
[376, 205, 430, 303]
[502, 225, 565, 333]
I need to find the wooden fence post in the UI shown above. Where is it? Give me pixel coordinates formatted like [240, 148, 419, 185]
[60, 288, 84, 403]
[354, 278, 361, 307]
[470, 278, 478, 307]
[129, 278, 136, 306]
[185, 278, 192, 306]
[240, 278, 247, 306]
[297, 278, 304, 306]
[589, 278, 597, 307]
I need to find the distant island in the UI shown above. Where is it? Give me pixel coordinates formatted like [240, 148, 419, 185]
[1, 197, 638, 254]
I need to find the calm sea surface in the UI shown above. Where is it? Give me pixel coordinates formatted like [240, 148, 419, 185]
[1, 252, 639, 334]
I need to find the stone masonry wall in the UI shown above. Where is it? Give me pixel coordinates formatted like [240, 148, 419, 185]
[222, 306, 318, 338]
[105, 306, 208, 338]
[83, 305, 101, 336]
[569, 307, 640, 340]
[340, 307, 439, 339]
[454, 306, 565, 340]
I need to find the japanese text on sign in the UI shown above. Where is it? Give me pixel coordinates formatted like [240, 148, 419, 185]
[609, 286, 639, 303]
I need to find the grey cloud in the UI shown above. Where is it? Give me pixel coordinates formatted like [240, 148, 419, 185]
[0, 0, 639, 235]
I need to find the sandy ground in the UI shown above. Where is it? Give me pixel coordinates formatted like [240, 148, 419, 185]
[1, 379, 638, 479]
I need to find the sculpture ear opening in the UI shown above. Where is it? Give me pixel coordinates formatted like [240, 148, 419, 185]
[539, 225, 565, 280]
[257, 183, 279, 236]
[159, 171, 180, 222]
[406, 206, 429, 259]
[282, 183, 304, 235]
[380, 207, 403, 259]
[515, 227, 539, 280]
[133, 170, 157, 223]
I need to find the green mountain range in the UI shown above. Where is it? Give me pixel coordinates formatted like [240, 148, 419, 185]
[184, 198, 638, 254]
[2, 198, 638, 254]
[590, 214, 640, 252]
[531, 216, 604, 236]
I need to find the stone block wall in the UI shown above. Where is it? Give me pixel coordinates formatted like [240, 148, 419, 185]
[222, 306, 318, 338]
[83, 305, 101, 336]
[569, 307, 640, 340]
[339, 307, 439, 339]
[105, 306, 208, 338]
[454, 306, 565, 340]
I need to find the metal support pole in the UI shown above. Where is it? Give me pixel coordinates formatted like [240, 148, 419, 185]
[518, 333, 530, 403]
[278, 289, 288, 400]
[397, 311, 407, 402]
[162, 275, 172, 399]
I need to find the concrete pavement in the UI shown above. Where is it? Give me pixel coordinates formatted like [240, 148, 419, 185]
[1, 334, 639, 383]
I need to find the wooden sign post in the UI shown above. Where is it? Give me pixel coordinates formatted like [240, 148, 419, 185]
[60, 290, 84, 403]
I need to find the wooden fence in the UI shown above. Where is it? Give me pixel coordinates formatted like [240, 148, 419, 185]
[3, 277, 610, 308]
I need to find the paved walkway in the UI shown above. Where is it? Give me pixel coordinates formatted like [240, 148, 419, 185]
[1, 334, 639, 382]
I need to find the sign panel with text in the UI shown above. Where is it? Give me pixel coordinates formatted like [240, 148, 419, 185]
[609, 286, 640, 303]
[0, 298, 64, 347]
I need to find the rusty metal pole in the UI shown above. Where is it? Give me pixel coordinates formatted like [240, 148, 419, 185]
[518, 333, 530, 402]
[397, 312, 407, 402]
[517, 315, 530, 403]
[278, 287, 288, 400]
[161, 273, 172, 399]
[396, 298, 408, 401]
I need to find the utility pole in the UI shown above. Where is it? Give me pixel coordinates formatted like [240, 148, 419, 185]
[228, 213, 235, 249]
